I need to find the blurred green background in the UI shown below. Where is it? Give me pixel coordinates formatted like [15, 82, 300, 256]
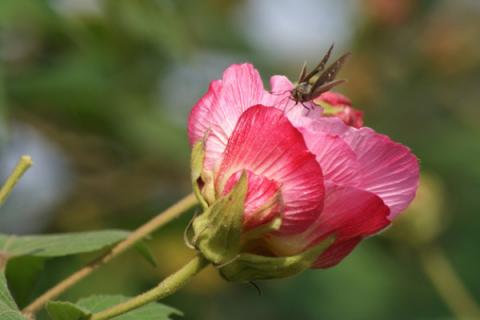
[1, 0, 479, 319]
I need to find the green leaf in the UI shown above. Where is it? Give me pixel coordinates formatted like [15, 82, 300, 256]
[0, 271, 18, 310]
[47, 295, 182, 320]
[78, 295, 183, 319]
[6, 256, 45, 308]
[134, 241, 158, 267]
[46, 301, 90, 320]
[0, 230, 129, 258]
[0, 300, 27, 320]
[0, 271, 27, 320]
[0, 231, 129, 318]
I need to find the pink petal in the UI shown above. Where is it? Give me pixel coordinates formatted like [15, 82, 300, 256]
[217, 105, 325, 234]
[316, 92, 352, 107]
[224, 170, 282, 231]
[264, 75, 318, 116]
[312, 237, 362, 268]
[269, 75, 294, 96]
[187, 79, 223, 145]
[265, 183, 389, 258]
[295, 113, 419, 218]
[308, 116, 351, 135]
[286, 110, 350, 137]
[188, 64, 268, 171]
[307, 184, 390, 244]
[286, 105, 324, 129]
[261, 75, 295, 113]
[335, 106, 364, 128]
[299, 129, 361, 186]
[343, 128, 420, 218]
[308, 184, 389, 268]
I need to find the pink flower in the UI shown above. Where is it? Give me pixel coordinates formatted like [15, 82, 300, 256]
[314, 92, 364, 128]
[188, 63, 419, 269]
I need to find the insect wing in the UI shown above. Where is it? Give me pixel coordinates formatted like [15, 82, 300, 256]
[311, 52, 351, 92]
[297, 61, 308, 83]
[308, 79, 346, 101]
[302, 44, 335, 82]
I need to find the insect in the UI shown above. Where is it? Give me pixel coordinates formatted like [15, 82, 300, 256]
[290, 44, 351, 108]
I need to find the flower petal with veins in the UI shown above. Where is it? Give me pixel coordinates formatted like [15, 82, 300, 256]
[217, 105, 325, 234]
[224, 170, 282, 231]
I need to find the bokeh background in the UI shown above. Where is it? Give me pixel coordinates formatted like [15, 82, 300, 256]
[1, 0, 479, 319]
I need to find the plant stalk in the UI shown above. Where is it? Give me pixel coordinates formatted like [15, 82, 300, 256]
[90, 254, 208, 320]
[418, 246, 480, 320]
[0, 155, 32, 205]
[22, 193, 198, 316]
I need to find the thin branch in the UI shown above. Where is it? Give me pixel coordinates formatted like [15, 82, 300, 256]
[418, 246, 480, 320]
[22, 193, 198, 316]
[0, 155, 33, 205]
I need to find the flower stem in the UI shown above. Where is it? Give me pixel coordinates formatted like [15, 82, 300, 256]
[418, 246, 480, 320]
[0, 155, 33, 206]
[22, 193, 198, 316]
[90, 254, 209, 320]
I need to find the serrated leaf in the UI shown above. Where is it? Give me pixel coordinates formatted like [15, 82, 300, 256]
[48, 295, 182, 320]
[0, 300, 27, 320]
[0, 271, 27, 320]
[0, 272, 18, 310]
[0, 230, 129, 258]
[0, 231, 129, 318]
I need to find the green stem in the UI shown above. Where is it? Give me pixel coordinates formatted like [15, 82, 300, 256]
[90, 254, 209, 320]
[0, 155, 32, 205]
[418, 246, 480, 320]
[22, 193, 198, 316]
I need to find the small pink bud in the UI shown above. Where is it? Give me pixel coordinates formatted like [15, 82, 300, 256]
[314, 92, 364, 128]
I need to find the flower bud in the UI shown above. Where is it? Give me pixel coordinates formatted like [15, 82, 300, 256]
[186, 63, 419, 281]
[314, 92, 364, 128]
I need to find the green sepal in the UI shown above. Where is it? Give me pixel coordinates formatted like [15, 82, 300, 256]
[219, 236, 335, 282]
[242, 217, 282, 242]
[315, 100, 342, 115]
[191, 171, 248, 265]
[190, 139, 208, 210]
